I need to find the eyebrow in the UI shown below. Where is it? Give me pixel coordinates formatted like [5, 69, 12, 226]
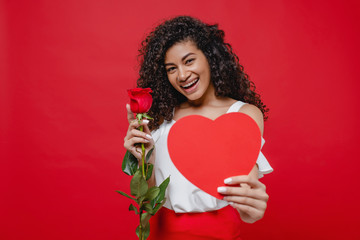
[164, 53, 195, 66]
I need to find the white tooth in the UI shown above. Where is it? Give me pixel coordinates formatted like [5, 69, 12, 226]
[183, 79, 197, 87]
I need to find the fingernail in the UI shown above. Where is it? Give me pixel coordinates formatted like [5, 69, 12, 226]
[144, 139, 149, 143]
[228, 201, 234, 205]
[217, 187, 227, 193]
[224, 178, 232, 184]
[143, 119, 149, 124]
[146, 134, 153, 139]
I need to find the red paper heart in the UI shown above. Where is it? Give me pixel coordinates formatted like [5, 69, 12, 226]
[168, 112, 261, 199]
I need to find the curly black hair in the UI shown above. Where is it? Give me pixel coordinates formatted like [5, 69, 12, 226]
[137, 16, 268, 130]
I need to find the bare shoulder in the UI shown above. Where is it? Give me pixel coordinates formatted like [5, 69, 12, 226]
[238, 104, 264, 135]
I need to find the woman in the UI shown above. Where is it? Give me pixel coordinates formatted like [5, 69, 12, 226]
[124, 16, 273, 239]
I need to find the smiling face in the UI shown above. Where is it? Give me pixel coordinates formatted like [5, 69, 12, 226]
[164, 40, 214, 102]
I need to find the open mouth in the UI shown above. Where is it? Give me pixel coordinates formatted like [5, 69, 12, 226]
[181, 78, 199, 89]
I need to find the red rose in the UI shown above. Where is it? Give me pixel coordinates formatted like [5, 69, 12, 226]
[127, 88, 153, 113]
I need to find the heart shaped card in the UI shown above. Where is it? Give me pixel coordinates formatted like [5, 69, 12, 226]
[168, 112, 261, 199]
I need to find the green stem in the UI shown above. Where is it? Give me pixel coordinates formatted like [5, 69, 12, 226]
[139, 125, 145, 178]
[137, 113, 146, 179]
[141, 142, 145, 178]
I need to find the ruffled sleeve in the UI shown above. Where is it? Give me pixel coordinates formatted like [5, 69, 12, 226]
[257, 137, 273, 178]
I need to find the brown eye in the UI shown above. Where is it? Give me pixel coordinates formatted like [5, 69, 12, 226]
[166, 67, 176, 73]
[185, 59, 195, 64]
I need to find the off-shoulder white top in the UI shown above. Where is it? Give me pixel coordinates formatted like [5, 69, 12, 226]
[151, 101, 273, 213]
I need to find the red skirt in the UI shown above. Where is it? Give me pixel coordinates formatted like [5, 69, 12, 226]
[148, 205, 242, 240]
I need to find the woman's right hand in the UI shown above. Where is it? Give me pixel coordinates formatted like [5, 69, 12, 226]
[123, 104, 154, 161]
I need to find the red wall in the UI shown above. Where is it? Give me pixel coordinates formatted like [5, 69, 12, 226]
[1, 0, 359, 239]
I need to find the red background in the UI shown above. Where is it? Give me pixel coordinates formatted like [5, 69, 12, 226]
[1, 0, 359, 239]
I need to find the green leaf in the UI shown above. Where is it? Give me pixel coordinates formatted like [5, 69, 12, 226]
[140, 212, 151, 227]
[151, 176, 170, 207]
[145, 147, 155, 163]
[144, 186, 160, 202]
[141, 203, 154, 215]
[145, 164, 153, 181]
[122, 150, 138, 176]
[153, 198, 166, 215]
[143, 113, 153, 120]
[129, 203, 138, 214]
[130, 170, 148, 197]
[136, 225, 140, 238]
[143, 222, 150, 240]
[136, 218, 150, 240]
[116, 190, 136, 200]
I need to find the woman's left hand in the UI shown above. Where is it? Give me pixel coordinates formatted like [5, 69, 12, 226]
[218, 172, 269, 223]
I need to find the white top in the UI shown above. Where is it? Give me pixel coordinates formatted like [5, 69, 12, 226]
[151, 101, 273, 213]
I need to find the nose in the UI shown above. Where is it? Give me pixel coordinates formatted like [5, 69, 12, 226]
[177, 66, 190, 82]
